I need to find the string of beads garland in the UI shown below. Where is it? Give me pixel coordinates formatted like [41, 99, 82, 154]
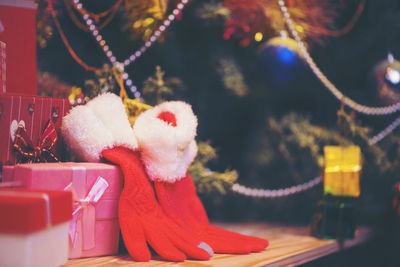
[278, 0, 400, 148]
[231, 120, 398, 198]
[48, 0, 105, 72]
[369, 116, 400, 145]
[72, 0, 189, 96]
[232, 176, 322, 198]
[232, 0, 400, 198]
[277, 0, 400, 116]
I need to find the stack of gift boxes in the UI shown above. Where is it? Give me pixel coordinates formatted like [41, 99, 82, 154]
[0, 1, 124, 266]
[1, 163, 123, 262]
[311, 146, 361, 239]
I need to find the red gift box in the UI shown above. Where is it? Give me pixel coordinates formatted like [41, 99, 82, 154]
[0, 0, 37, 94]
[8, 162, 123, 259]
[0, 42, 5, 93]
[0, 94, 70, 165]
[0, 189, 72, 267]
[0, 189, 72, 234]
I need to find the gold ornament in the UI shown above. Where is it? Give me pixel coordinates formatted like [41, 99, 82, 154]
[123, 97, 153, 126]
[68, 86, 86, 106]
[124, 0, 168, 41]
[262, 31, 303, 58]
[323, 146, 361, 197]
[113, 66, 153, 125]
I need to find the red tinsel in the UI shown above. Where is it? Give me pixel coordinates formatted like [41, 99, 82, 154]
[223, 0, 268, 46]
[223, 0, 363, 46]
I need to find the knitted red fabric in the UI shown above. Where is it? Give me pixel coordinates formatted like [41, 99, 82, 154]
[153, 112, 269, 254]
[102, 147, 212, 262]
[154, 175, 269, 253]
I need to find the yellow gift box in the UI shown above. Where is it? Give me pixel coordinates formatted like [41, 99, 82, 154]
[323, 146, 361, 197]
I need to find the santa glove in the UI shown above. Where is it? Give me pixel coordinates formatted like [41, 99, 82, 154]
[155, 174, 268, 254]
[133, 101, 269, 254]
[62, 94, 212, 262]
[102, 147, 212, 261]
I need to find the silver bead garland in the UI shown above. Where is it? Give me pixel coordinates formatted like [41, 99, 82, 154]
[232, 0, 400, 198]
[232, 176, 322, 198]
[277, 0, 400, 116]
[73, 0, 190, 96]
[232, 117, 400, 198]
[369, 115, 400, 145]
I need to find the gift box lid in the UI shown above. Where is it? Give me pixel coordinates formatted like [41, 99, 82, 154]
[0, 189, 72, 234]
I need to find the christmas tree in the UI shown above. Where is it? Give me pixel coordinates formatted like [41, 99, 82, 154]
[37, 0, 400, 226]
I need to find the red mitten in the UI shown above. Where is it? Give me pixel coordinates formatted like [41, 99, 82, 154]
[155, 174, 268, 253]
[102, 147, 212, 261]
[62, 94, 212, 262]
[133, 101, 269, 254]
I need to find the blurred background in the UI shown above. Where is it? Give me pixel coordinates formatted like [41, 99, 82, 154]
[34, 0, 400, 264]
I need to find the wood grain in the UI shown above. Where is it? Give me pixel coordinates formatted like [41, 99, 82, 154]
[64, 222, 371, 267]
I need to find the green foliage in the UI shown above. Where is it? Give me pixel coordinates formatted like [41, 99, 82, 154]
[241, 109, 400, 221]
[84, 64, 119, 98]
[335, 110, 395, 174]
[195, 1, 230, 21]
[122, 0, 166, 41]
[217, 57, 249, 97]
[244, 113, 326, 186]
[189, 142, 238, 194]
[247, 110, 399, 183]
[142, 66, 185, 105]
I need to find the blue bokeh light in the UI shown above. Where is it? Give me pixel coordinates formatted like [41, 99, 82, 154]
[276, 46, 296, 65]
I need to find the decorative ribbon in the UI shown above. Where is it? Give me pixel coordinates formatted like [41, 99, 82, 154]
[12, 119, 59, 163]
[64, 176, 109, 251]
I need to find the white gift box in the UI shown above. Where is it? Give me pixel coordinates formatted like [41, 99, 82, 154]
[0, 189, 72, 267]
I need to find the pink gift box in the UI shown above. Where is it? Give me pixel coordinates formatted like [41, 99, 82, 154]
[6, 162, 123, 259]
[2, 165, 14, 182]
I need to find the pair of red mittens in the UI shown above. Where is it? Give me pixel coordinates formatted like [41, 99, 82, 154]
[133, 101, 269, 255]
[102, 147, 212, 261]
[62, 94, 212, 262]
[62, 94, 268, 261]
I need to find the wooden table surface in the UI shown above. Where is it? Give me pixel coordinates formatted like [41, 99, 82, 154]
[64, 222, 371, 267]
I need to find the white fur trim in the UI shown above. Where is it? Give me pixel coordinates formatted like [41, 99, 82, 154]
[62, 93, 138, 162]
[87, 93, 138, 151]
[133, 101, 198, 182]
[61, 105, 114, 162]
